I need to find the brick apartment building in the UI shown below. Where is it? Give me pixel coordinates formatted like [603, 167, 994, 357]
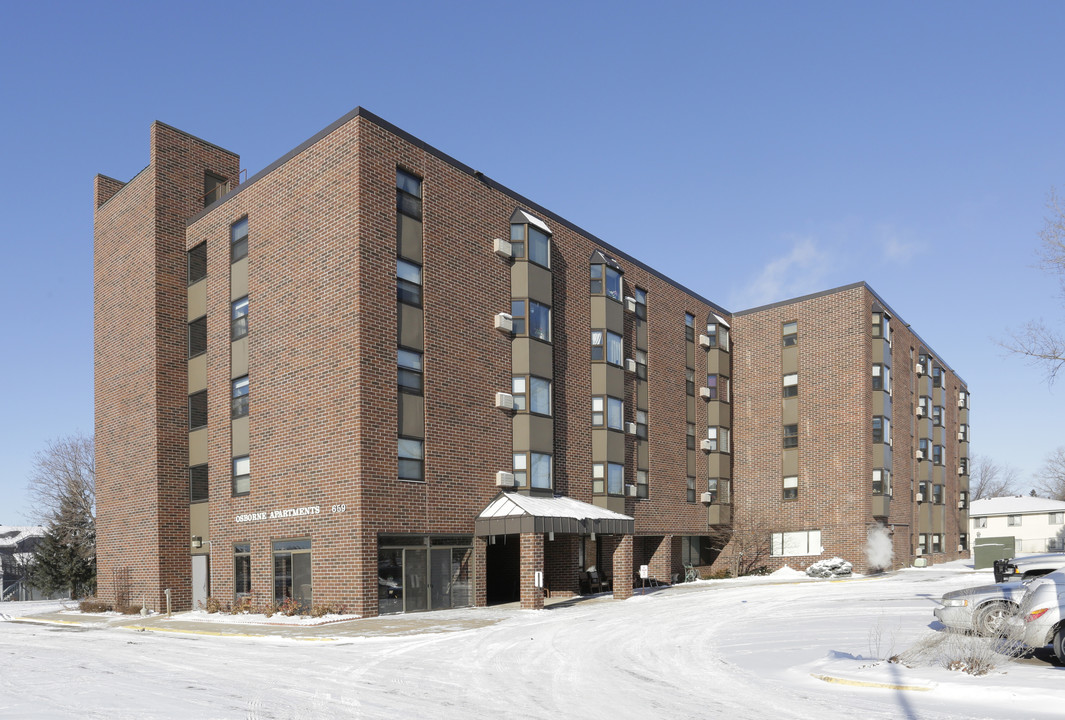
[93, 107, 971, 615]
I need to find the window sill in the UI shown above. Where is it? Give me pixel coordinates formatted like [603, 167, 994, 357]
[397, 477, 426, 484]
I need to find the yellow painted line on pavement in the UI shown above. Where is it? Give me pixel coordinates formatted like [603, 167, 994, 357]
[11, 617, 87, 626]
[810, 673, 933, 691]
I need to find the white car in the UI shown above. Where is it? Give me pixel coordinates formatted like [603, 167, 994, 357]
[1004, 568, 1065, 663]
[935, 579, 1031, 635]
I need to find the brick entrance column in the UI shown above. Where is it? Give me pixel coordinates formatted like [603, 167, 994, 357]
[473, 536, 488, 607]
[611, 535, 634, 600]
[520, 532, 544, 610]
[648, 534, 674, 584]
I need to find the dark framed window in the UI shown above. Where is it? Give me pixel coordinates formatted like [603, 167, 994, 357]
[932, 405, 944, 427]
[872, 416, 890, 444]
[234, 543, 251, 599]
[204, 172, 228, 207]
[592, 396, 604, 426]
[190, 464, 208, 503]
[231, 217, 249, 263]
[187, 243, 207, 285]
[590, 264, 603, 294]
[933, 444, 944, 466]
[783, 373, 798, 398]
[706, 374, 728, 402]
[607, 462, 624, 495]
[509, 223, 526, 259]
[685, 313, 695, 342]
[872, 312, 891, 343]
[592, 462, 604, 494]
[919, 438, 930, 458]
[933, 484, 944, 504]
[527, 226, 550, 269]
[514, 453, 528, 488]
[959, 456, 969, 474]
[686, 422, 696, 450]
[231, 297, 249, 340]
[783, 321, 797, 347]
[399, 348, 423, 393]
[635, 409, 648, 439]
[399, 437, 424, 481]
[232, 455, 250, 496]
[512, 300, 527, 336]
[636, 469, 648, 499]
[397, 259, 422, 306]
[607, 396, 623, 430]
[932, 366, 944, 388]
[706, 427, 730, 453]
[397, 169, 423, 220]
[605, 331, 622, 365]
[189, 316, 207, 358]
[604, 266, 622, 301]
[634, 288, 647, 320]
[872, 364, 890, 392]
[635, 349, 648, 379]
[686, 476, 696, 503]
[686, 369, 695, 396]
[783, 423, 798, 448]
[231, 376, 249, 418]
[273, 539, 312, 608]
[513, 375, 550, 415]
[591, 330, 604, 361]
[783, 476, 798, 500]
[529, 301, 551, 341]
[189, 391, 207, 430]
[872, 468, 891, 495]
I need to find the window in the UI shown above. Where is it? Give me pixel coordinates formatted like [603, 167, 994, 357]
[917, 353, 929, 376]
[783, 475, 798, 500]
[707, 477, 727, 504]
[783, 373, 798, 398]
[958, 456, 969, 475]
[190, 464, 208, 503]
[592, 396, 605, 426]
[189, 316, 207, 358]
[707, 427, 730, 453]
[932, 484, 944, 504]
[959, 390, 970, 409]
[685, 313, 695, 342]
[592, 463, 604, 494]
[959, 491, 969, 509]
[636, 469, 648, 499]
[782, 321, 797, 347]
[232, 455, 250, 496]
[975, 517, 987, 528]
[604, 266, 621, 300]
[959, 424, 969, 442]
[932, 366, 944, 388]
[397, 169, 422, 219]
[634, 288, 647, 320]
[686, 369, 695, 396]
[590, 330, 604, 361]
[591, 263, 621, 300]
[783, 424, 798, 449]
[872, 312, 884, 339]
[234, 543, 251, 599]
[872, 468, 891, 496]
[706, 321, 729, 351]
[273, 539, 311, 608]
[686, 423, 696, 450]
[189, 391, 207, 430]
[397, 259, 422, 306]
[771, 530, 822, 557]
[512, 377, 527, 411]
[931, 534, 943, 554]
[635, 349, 648, 380]
[686, 475, 696, 503]
[529, 301, 551, 341]
[932, 406, 944, 427]
[398, 438, 424, 481]
[589, 265, 602, 294]
[204, 172, 228, 207]
[959, 534, 968, 551]
[607, 396, 623, 430]
[231, 297, 249, 340]
[188, 243, 207, 284]
[1007, 515, 1022, 527]
[932, 445, 943, 466]
[682, 536, 715, 566]
[606, 331, 622, 365]
[872, 364, 891, 393]
[509, 223, 525, 259]
[530, 452, 552, 489]
[1051, 513, 1064, 525]
[706, 374, 729, 402]
[918, 396, 930, 417]
[399, 349, 424, 393]
[527, 226, 550, 269]
[919, 438, 929, 458]
[231, 376, 249, 419]
[918, 534, 928, 554]
[512, 300, 527, 336]
[872, 416, 890, 445]
[635, 409, 648, 439]
[607, 463, 623, 495]
[231, 217, 248, 263]
[514, 454, 528, 488]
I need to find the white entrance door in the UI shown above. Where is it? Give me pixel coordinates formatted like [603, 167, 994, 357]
[192, 555, 209, 610]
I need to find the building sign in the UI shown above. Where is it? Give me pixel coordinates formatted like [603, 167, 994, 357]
[235, 504, 346, 524]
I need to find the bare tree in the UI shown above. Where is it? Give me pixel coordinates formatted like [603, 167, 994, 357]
[711, 514, 774, 576]
[969, 453, 1019, 500]
[26, 434, 95, 541]
[1035, 447, 1065, 500]
[1006, 189, 1065, 382]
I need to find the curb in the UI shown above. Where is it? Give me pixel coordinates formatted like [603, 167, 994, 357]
[810, 673, 934, 691]
[122, 624, 339, 641]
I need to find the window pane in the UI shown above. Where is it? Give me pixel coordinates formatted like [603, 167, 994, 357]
[531, 453, 551, 489]
[233, 456, 250, 476]
[606, 332, 622, 365]
[189, 391, 207, 429]
[608, 463, 624, 495]
[231, 218, 249, 243]
[189, 317, 207, 357]
[397, 259, 422, 284]
[398, 348, 423, 371]
[231, 297, 249, 340]
[607, 397, 623, 430]
[190, 465, 209, 502]
[396, 169, 422, 197]
[530, 377, 551, 415]
[529, 302, 551, 341]
[528, 227, 550, 268]
[398, 438, 424, 459]
[187, 243, 207, 284]
[605, 267, 621, 300]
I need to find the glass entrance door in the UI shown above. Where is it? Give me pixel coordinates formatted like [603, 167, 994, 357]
[403, 548, 428, 612]
[430, 548, 452, 610]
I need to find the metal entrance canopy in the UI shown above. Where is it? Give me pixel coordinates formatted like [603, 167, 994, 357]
[475, 492, 634, 537]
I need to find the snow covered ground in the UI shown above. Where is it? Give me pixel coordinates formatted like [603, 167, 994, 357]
[2, 561, 1064, 719]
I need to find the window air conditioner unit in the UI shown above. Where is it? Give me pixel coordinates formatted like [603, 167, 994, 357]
[916, 407, 925, 417]
[916, 492, 925, 502]
[915, 450, 924, 460]
[494, 392, 514, 410]
[494, 313, 513, 333]
[957, 466, 965, 476]
[492, 238, 513, 258]
[700, 491, 714, 504]
[626, 484, 637, 497]
[625, 422, 637, 435]
[495, 471, 515, 487]
[916, 363, 925, 375]
[699, 386, 712, 400]
[957, 544, 965, 552]
[625, 358, 637, 372]
[915, 548, 923, 556]
[957, 431, 966, 441]
[698, 334, 711, 349]
[700, 439, 714, 452]
[625, 296, 637, 313]
[957, 500, 966, 509]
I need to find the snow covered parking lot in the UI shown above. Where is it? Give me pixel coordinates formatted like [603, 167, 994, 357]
[3, 562, 1064, 719]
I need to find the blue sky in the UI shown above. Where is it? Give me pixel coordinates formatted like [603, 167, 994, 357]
[2, 1, 1063, 522]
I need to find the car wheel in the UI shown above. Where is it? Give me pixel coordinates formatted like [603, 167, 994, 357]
[1054, 626, 1065, 665]
[975, 603, 1012, 636]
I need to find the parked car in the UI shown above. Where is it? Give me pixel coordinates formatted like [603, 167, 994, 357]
[935, 558, 1065, 636]
[1005, 568, 1065, 663]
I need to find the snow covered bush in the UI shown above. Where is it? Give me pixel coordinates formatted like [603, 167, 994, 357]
[806, 557, 853, 578]
[891, 630, 1025, 676]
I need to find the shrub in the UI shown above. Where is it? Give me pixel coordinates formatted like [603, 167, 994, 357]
[277, 596, 302, 617]
[311, 602, 349, 617]
[259, 601, 278, 618]
[743, 566, 770, 577]
[114, 604, 144, 615]
[702, 569, 732, 580]
[806, 557, 853, 578]
[78, 599, 112, 613]
[200, 596, 223, 614]
[889, 629, 1026, 676]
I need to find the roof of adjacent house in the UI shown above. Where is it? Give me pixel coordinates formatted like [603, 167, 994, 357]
[970, 496, 1065, 517]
